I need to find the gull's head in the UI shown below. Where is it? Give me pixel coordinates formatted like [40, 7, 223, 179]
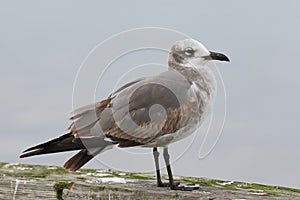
[168, 38, 230, 68]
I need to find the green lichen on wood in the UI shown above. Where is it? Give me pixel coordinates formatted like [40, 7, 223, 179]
[276, 185, 300, 193]
[122, 172, 155, 180]
[53, 181, 72, 200]
[4, 168, 47, 178]
[47, 166, 69, 175]
[77, 168, 98, 174]
[0, 162, 7, 168]
[0, 163, 70, 179]
[76, 176, 89, 181]
[173, 177, 300, 197]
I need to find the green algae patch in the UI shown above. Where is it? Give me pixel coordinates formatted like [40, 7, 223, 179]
[77, 168, 98, 174]
[276, 185, 300, 193]
[123, 173, 155, 180]
[0, 162, 70, 179]
[0, 162, 7, 168]
[54, 181, 73, 200]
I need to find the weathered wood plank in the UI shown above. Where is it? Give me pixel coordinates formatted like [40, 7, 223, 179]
[0, 178, 57, 200]
[1, 162, 300, 200]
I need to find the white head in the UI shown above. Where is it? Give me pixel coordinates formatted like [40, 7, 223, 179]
[168, 38, 230, 69]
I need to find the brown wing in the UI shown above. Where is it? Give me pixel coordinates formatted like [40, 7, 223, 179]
[68, 70, 199, 147]
[105, 101, 198, 147]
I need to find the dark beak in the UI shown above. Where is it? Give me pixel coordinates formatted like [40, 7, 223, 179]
[203, 51, 230, 62]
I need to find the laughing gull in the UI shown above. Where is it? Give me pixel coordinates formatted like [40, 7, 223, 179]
[20, 39, 230, 191]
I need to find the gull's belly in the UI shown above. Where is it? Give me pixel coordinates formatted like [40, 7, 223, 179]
[146, 122, 199, 147]
[143, 100, 213, 148]
[143, 116, 202, 147]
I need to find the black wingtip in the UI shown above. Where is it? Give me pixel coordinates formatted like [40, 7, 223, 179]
[20, 132, 73, 154]
[19, 154, 25, 158]
[19, 148, 43, 158]
[22, 146, 37, 153]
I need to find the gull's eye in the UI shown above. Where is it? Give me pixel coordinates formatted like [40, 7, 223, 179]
[184, 47, 194, 56]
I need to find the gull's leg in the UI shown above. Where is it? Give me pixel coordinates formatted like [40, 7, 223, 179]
[153, 147, 164, 187]
[162, 147, 176, 188]
[153, 147, 178, 187]
[163, 147, 200, 191]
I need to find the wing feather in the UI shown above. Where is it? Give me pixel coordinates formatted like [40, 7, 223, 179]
[68, 70, 199, 147]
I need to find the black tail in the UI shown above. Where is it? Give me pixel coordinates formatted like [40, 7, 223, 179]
[20, 132, 113, 171]
[19, 132, 85, 158]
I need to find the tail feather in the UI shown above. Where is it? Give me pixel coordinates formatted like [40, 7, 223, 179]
[63, 149, 94, 171]
[20, 132, 84, 158]
[20, 132, 114, 171]
[64, 144, 112, 171]
[22, 132, 74, 153]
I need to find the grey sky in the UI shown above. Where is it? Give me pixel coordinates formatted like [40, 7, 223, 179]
[1, 0, 300, 189]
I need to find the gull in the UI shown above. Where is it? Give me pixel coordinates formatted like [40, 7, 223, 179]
[20, 39, 229, 191]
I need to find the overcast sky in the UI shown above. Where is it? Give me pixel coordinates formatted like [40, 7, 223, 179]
[1, 0, 300, 189]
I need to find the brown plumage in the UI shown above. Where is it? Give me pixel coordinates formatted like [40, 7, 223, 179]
[20, 70, 199, 170]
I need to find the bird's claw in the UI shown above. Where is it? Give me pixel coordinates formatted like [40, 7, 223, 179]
[157, 182, 180, 187]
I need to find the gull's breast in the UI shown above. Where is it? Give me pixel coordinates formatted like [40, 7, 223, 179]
[143, 82, 214, 147]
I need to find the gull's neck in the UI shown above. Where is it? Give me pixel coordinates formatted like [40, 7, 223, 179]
[168, 61, 217, 113]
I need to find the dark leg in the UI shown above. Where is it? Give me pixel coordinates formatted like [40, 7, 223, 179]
[153, 147, 178, 187]
[163, 147, 200, 191]
[153, 147, 163, 186]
